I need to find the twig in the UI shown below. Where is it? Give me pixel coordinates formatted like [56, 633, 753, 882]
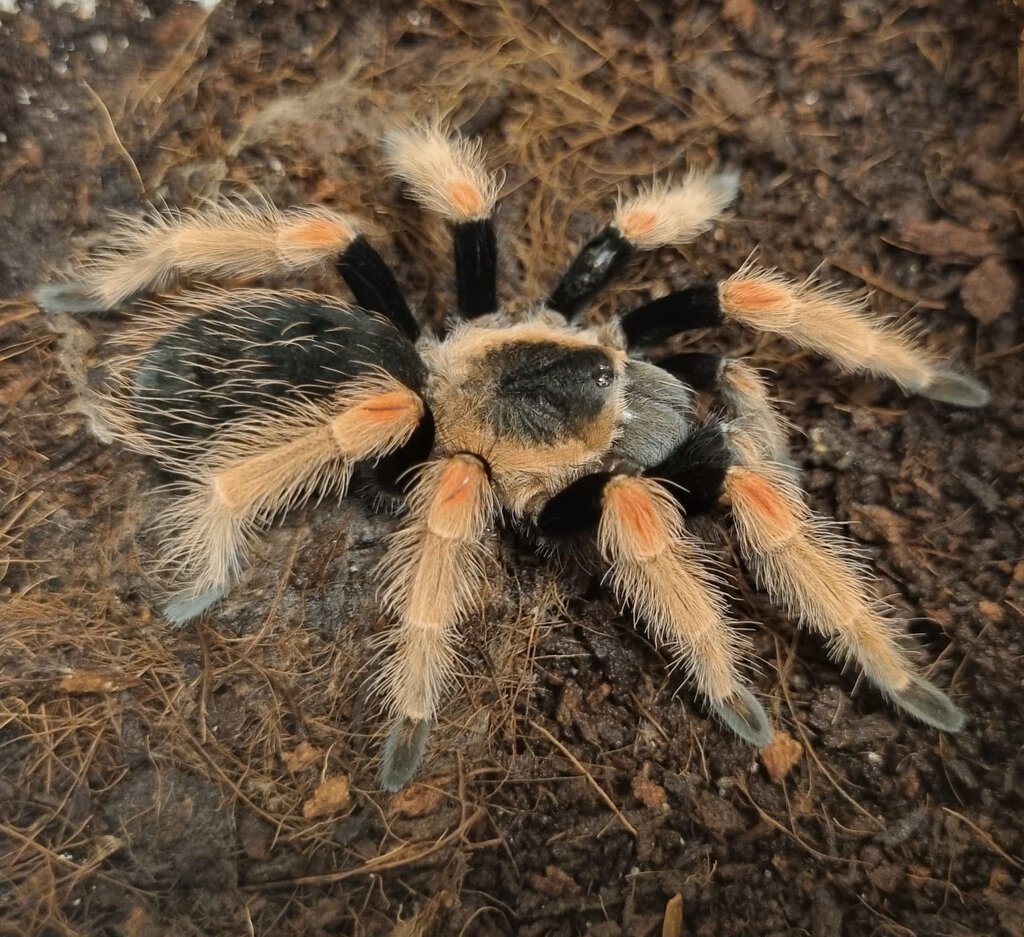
[942, 807, 1024, 871]
[830, 259, 946, 310]
[529, 718, 638, 838]
[80, 81, 146, 198]
[248, 806, 487, 890]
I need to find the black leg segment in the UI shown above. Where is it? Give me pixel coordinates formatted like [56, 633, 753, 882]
[620, 284, 723, 348]
[337, 235, 419, 341]
[536, 471, 616, 539]
[648, 424, 733, 517]
[454, 219, 498, 319]
[656, 352, 724, 392]
[373, 407, 436, 496]
[547, 225, 635, 318]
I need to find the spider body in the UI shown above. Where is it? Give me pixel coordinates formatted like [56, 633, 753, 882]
[40, 126, 988, 791]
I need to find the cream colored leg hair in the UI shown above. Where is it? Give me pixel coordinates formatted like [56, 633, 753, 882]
[376, 453, 498, 790]
[719, 263, 988, 407]
[384, 125, 500, 222]
[37, 202, 360, 314]
[598, 475, 773, 746]
[718, 359, 794, 467]
[724, 462, 964, 731]
[160, 376, 424, 626]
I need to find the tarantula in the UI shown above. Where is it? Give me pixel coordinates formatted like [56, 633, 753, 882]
[39, 127, 988, 791]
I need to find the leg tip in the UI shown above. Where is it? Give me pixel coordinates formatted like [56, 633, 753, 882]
[709, 687, 775, 748]
[162, 585, 228, 628]
[379, 717, 434, 792]
[36, 282, 106, 315]
[709, 170, 741, 208]
[888, 675, 966, 733]
[921, 369, 990, 408]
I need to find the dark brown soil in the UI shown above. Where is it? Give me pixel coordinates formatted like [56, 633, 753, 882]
[2, 2, 1022, 935]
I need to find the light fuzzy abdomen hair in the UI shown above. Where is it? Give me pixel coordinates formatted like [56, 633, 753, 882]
[127, 291, 426, 459]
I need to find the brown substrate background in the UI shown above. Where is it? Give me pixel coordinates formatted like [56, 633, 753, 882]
[1, 2, 1022, 935]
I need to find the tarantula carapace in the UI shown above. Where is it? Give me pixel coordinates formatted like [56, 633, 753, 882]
[39, 126, 987, 790]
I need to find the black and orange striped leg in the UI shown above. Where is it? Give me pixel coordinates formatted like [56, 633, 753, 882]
[619, 267, 988, 407]
[375, 453, 499, 790]
[547, 173, 740, 319]
[538, 468, 774, 747]
[384, 126, 501, 321]
[159, 376, 431, 627]
[652, 421, 964, 732]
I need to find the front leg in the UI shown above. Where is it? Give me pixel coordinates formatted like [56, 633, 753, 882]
[375, 453, 498, 791]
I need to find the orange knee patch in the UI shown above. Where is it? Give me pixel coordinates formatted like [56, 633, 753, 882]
[602, 477, 671, 559]
[427, 455, 490, 540]
[727, 468, 800, 545]
[331, 386, 424, 456]
[276, 215, 355, 266]
[721, 278, 793, 320]
[618, 208, 659, 240]
[289, 217, 354, 248]
[447, 180, 486, 218]
[358, 389, 424, 423]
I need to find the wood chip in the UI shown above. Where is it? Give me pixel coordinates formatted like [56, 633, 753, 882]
[281, 740, 323, 773]
[760, 731, 803, 783]
[57, 671, 141, 694]
[302, 775, 351, 819]
[961, 257, 1016, 324]
[895, 219, 996, 263]
[390, 774, 454, 818]
[631, 775, 669, 810]
[662, 894, 684, 937]
[529, 864, 581, 896]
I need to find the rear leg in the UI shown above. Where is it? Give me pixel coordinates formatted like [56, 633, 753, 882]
[652, 421, 964, 731]
[723, 458, 964, 730]
[159, 375, 427, 625]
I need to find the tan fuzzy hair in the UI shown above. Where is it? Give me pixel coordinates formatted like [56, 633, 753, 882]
[384, 124, 501, 222]
[719, 359, 794, 466]
[155, 372, 424, 601]
[374, 454, 498, 722]
[613, 171, 740, 249]
[719, 262, 990, 406]
[724, 463, 918, 695]
[597, 475, 749, 705]
[38, 201, 360, 314]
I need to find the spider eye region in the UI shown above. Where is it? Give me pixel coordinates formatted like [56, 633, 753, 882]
[593, 363, 614, 387]
[483, 340, 619, 443]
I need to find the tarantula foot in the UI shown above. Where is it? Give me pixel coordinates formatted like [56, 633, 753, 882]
[919, 368, 990, 408]
[379, 717, 434, 792]
[709, 687, 774, 748]
[36, 281, 107, 315]
[887, 675, 965, 733]
[162, 585, 228, 628]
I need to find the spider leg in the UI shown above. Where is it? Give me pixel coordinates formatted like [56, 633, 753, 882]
[375, 453, 498, 790]
[159, 374, 427, 626]
[538, 471, 774, 747]
[620, 263, 988, 407]
[547, 171, 739, 317]
[652, 421, 964, 732]
[385, 125, 500, 319]
[660, 353, 794, 467]
[723, 458, 964, 731]
[37, 199, 419, 340]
